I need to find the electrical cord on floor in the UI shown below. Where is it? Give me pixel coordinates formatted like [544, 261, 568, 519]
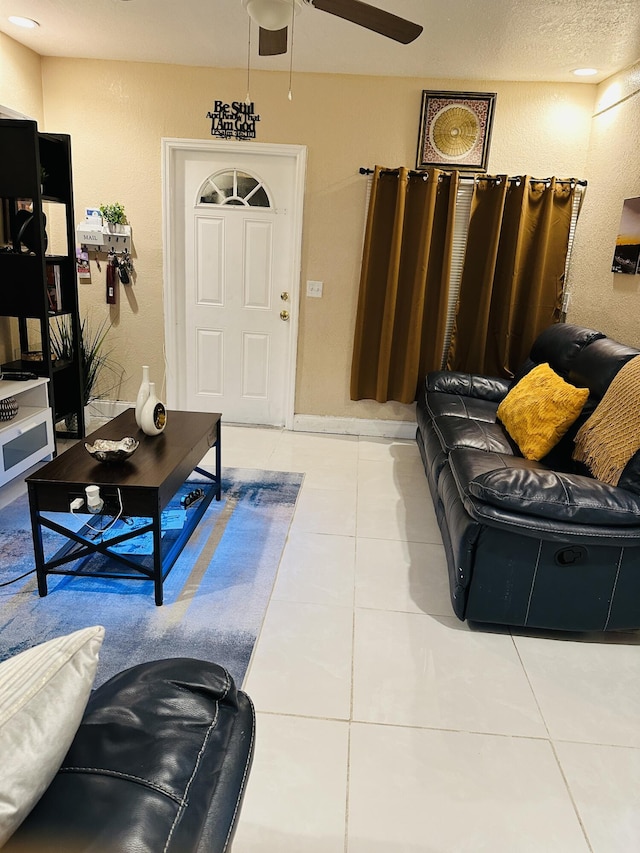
[1, 488, 124, 587]
[0, 568, 36, 587]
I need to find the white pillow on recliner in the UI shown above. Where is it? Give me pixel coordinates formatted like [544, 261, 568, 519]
[0, 625, 104, 846]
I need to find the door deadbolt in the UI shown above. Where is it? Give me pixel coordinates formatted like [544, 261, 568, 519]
[281, 291, 289, 301]
[280, 310, 290, 321]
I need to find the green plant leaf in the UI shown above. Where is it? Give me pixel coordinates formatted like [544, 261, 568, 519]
[98, 202, 126, 225]
[51, 315, 123, 405]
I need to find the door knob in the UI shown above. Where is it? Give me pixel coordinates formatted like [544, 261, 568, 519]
[280, 310, 290, 321]
[281, 291, 289, 301]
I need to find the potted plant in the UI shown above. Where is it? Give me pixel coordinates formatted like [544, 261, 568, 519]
[50, 316, 123, 429]
[99, 202, 127, 233]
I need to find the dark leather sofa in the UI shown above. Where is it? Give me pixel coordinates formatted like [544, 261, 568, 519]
[5, 658, 255, 852]
[416, 323, 640, 632]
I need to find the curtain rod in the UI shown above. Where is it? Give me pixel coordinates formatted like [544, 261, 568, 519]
[358, 167, 587, 187]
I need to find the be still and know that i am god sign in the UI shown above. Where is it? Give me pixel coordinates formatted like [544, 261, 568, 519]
[207, 100, 261, 140]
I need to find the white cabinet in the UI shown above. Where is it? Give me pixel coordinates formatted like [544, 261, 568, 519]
[0, 378, 54, 486]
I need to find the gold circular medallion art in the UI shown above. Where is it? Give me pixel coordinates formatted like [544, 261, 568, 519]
[429, 105, 480, 160]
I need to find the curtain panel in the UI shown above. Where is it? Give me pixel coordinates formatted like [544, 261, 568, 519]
[448, 176, 577, 377]
[350, 166, 459, 404]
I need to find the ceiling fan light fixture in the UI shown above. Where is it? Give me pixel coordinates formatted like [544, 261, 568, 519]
[242, 0, 300, 31]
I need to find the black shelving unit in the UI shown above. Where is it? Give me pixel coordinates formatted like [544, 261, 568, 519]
[0, 118, 85, 441]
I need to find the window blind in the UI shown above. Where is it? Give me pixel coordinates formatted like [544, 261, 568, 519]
[440, 180, 473, 367]
[561, 184, 585, 318]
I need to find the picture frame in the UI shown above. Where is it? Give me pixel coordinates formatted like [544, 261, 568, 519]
[416, 90, 496, 171]
[611, 196, 640, 275]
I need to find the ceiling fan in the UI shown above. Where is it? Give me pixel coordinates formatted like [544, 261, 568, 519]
[242, 0, 423, 56]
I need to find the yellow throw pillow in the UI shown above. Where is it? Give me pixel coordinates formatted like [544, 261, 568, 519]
[497, 363, 589, 461]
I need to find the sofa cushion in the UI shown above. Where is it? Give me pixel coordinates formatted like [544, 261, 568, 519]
[0, 626, 104, 847]
[426, 391, 500, 423]
[529, 324, 605, 376]
[619, 449, 640, 496]
[511, 325, 605, 386]
[432, 415, 516, 455]
[568, 336, 640, 400]
[426, 371, 511, 402]
[469, 468, 640, 526]
[573, 354, 640, 488]
[448, 447, 548, 489]
[497, 363, 589, 460]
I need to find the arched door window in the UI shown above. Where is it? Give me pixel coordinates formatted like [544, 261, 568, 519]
[198, 169, 271, 207]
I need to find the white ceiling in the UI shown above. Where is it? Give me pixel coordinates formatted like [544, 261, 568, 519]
[0, 0, 639, 84]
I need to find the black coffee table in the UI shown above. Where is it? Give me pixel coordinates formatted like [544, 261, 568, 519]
[26, 409, 221, 605]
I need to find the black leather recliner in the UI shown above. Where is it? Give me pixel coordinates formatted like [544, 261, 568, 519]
[5, 658, 255, 852]
[416, 324, 640, 632]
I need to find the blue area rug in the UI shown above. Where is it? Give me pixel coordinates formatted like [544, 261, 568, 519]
[0, 468, 302, 687]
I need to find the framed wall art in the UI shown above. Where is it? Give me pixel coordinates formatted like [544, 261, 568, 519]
[611, 196, 640, 274]
[416, 90, 496, 171]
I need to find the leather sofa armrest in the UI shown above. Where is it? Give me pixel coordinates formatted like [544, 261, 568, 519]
[426, 370, 511, 402]
[5, 659, 255, 853]
[468, 467, 640, 526]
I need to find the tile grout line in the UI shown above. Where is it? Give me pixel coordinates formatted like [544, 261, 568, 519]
[549, 739, 595, 853]
[509, 630, 552, 739]
[343, 437, 364, 853]
[251, 707, 588, 742]
[510, 631, 593, 851]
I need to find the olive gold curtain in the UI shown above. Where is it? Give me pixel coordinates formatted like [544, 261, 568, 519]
[350, 166, 459, 404]
[447, 176, 577, 377]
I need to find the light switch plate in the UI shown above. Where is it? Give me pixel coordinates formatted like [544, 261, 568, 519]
[306, 280, 323, 298]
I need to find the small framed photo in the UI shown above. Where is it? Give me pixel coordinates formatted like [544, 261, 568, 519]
[611, 197, 640, 274]
[416, 90, 496, 171]
[84, 207, 102, 224]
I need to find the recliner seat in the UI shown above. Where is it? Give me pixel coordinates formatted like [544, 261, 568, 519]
[416, 323, 640, 631]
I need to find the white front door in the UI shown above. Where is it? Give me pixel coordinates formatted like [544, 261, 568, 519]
[163, 140, 306, 427]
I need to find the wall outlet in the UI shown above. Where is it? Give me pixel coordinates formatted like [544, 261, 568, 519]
[306, 280, 323, 298]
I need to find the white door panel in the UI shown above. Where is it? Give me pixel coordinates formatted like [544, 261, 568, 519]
[196, 329, 223, 395]
[163, 140, 306, 427]
[244, 220, 272, 308]
[242, 333, 270, 397]
[195, 217, 224, 305]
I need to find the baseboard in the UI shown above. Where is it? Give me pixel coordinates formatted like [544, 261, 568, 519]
[91, 402, 417, 441]
[292, 414, 417, 440]
[89, 399, 132, 420]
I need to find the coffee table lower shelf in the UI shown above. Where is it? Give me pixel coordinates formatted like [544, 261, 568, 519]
[30, 466, 218, 606]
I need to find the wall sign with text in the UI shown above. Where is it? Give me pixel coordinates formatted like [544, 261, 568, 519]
[206, 100, 261, 140]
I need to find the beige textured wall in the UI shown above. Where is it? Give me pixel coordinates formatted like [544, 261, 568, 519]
[36, 58, 595, 420]
[567, 62, 640, 347]
[0, 32, 43, 121]
[39, 58, 596, 419]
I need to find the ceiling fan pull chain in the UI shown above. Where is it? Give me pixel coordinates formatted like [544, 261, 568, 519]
[288, 0, 296, 100]
[245, 14, 252, 105]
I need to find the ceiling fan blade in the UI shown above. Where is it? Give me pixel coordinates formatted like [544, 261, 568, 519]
[311, 0, 422, 44]
[259, 26, 288, 55]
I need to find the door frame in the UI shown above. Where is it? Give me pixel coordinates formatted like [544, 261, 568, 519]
[162, 138, 307, 429]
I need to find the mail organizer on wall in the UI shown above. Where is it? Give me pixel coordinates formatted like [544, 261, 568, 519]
[76, 223, 132, 252]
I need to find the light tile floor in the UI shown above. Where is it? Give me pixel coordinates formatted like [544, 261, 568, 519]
[222, 426, 640, 853]
[3, 424, 640, 851]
